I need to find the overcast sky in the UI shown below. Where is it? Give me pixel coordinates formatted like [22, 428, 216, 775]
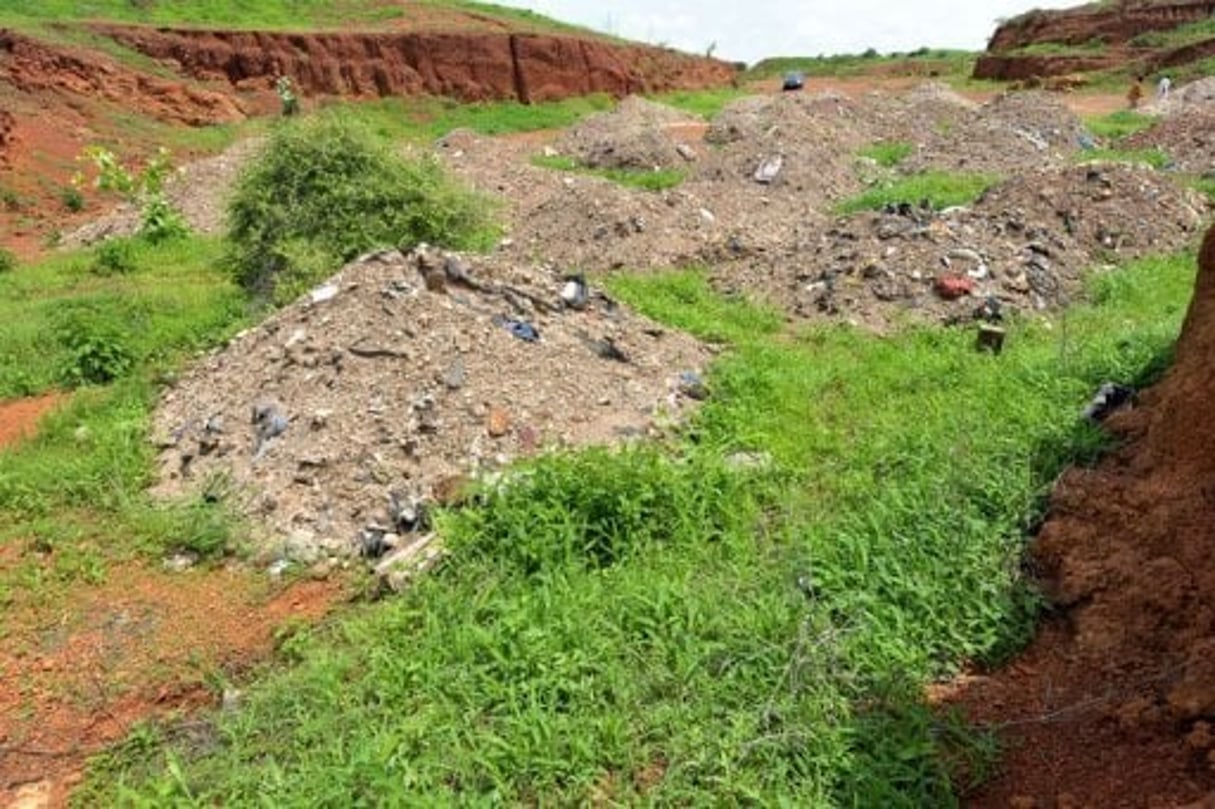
[494, 1, 1078, 64]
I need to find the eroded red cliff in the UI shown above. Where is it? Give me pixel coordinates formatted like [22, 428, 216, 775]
[91, 25, 737, 103]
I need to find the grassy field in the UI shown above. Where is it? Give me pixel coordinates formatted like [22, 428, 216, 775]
[0, 236, 250, 606]
[0, 0, 598, 35]
[746, 50, 976, 80]
[73, 246, 1196, 803]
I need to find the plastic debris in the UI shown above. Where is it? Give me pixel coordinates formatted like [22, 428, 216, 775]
[1082, 382, 1135, 422]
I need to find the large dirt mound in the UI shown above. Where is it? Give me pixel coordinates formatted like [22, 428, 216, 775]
[152, 247, 709, 568]
[949, 221, 1215, 807]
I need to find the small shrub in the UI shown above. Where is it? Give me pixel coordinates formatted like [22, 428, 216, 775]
[227, 118, 497, 303]
[0, 186, 22, 211]
[56, 306, 137, 386]
[0, 248, 16, 274]
[61, 185, 86, 212]
[92, 238, 139, 276]
[139, 196, 189, 243]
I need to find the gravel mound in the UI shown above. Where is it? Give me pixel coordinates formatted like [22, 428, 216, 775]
[906, 90, 1087, 175]
[151, 247, 710, 567]
[714, 163, 1208, 330]
[1125, 108, 1215, 174]
[556, 95, 700, 170]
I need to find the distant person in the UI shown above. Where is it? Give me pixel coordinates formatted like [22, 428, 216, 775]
[1157, 75, 1172, 101]
[1128, 76, 1144, 110]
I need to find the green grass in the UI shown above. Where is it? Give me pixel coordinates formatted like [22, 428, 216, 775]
[1083, 110, 1159, 141]
[532, 154, 687, 191]
[0, 237, 245, 399]
[0, 0, 597, 35]
[1190, 175, 1215, 203]
[835, 171, 998, 215]
[316, 94, 616, 142]
[1131, 18, 1215, 48]
[858, 141, 914, 168]
[0, 235, 253, 603]
[745, 49, 976, 80]
[649, 87, 751, 119]
[1075, 147, 1172, 170]
[81, 248, 1197, 804]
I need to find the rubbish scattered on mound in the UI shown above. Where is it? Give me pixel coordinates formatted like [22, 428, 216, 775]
[712, 163, 1207, 329]
[151, 246, 710, 573]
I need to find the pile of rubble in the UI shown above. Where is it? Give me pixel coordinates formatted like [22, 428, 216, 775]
[905, 90, 1089, 175]
[556, 95, 701, 170]
[151, 247, 710, 583]
[714, 163, 1208, 330]
[1125, 108, 1215, 174]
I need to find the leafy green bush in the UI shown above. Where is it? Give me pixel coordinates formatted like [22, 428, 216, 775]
[227, 118, 497, 303]
[92, 237, 139, 276]
[0, 248, 16, 274]
[55, 302, 137, 386]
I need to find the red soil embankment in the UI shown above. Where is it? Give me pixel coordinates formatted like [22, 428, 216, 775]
[92, 25, 738, 103]
[951, 225, 1215, 807]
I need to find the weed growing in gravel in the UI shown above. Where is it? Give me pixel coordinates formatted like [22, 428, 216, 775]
[1083, 109, 1159, 141]
[1074, 147, 1172, 170]
[531, 154, 687, 191]
[834, 170, 998, 214]
[227, 118, 498, 304]
[86, 251, 1196, 804]
[858, 141, 914, 168]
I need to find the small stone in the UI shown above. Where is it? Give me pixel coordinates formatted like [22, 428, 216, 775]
[162, 552, 199, 572]
[309, 284, 338, 304]
[442, 359, 466, 390]
[676, 143, 697, 161]
[487, 406, 511, 438]
[754, 154, 783, 184]
[222, 687, 244, 713]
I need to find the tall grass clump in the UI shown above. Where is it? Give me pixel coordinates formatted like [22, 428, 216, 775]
[226, 118, 497, 304]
